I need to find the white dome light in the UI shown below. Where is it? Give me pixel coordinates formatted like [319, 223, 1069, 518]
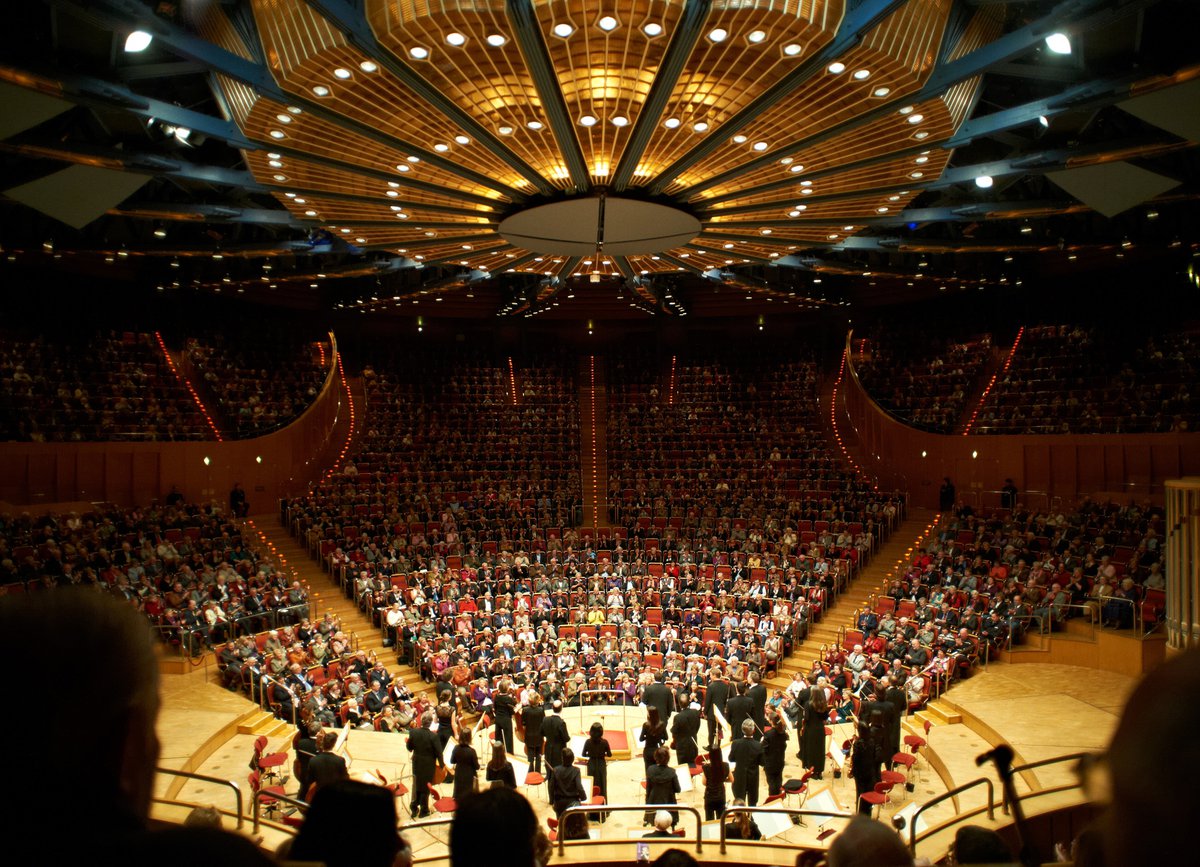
[446, 32, 467, 46]
[907, 113, 924, 124]
[359, 61, 378, 73]
[975, 175, 994, 189]
[1044, 32, 1072, 54]
[312, 85, 330, 96]
[732, 134, 747, 143]
[124, 30, 152, 53]
[692, 121, 709, 132]
[752, 141, 768, 151]
[410, 46, 429, 59]
[611, 115, 629, 127]
[853, 68, 871, 80]
[747, 30, 766, 44]
[434, 143, 450, 152]
[454, 135, 470, 145]
[873, 87, 891, 97]
[333, 68, 352, 79]
[486, 34, 507, 46]
[783, 44, 802, 56]
[708, 28, 728, 43]
[579, 115, 597, 126]
[527, 120, 544, 130]
[553, 23, 574, 38]
[642, 23, 663, 37]
[663, 118, 681, 129]
[598, 16, 619, 32]
[827, 61, 846, 74]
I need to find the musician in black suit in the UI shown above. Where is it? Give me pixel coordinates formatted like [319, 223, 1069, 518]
[521, 693, 546, 773]
[725, 680, 753, 738]
[703, 670, 731, 748]
[762, 711, 789, 796]
[541, 700, 569, 772]
[746, 671, 768, 740]
[406, 711, 445, 818]
[670, 694, 702, 767]
[728, 719, 764, 806]
[492, 682, 517, 753]
[548, 747, 587, 817]
[305, 731, 348, 801]
[641, 672, 674, 730]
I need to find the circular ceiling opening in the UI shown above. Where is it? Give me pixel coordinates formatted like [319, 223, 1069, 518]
[498, 196, 701, 256]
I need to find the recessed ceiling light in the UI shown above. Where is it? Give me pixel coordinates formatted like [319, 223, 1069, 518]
[396, 164, 410, 172]
[333, 67, 352, 79]
[663, 117, 681, 129]
[760, 228, 772, 235]
[454, 135, 470, 145]
[752, 141, 769, 151]
[611, 115, 629, 127]
[975, 175, 994, 189]
[124, 30, 152, 53]
[783, 43, 802, 56]
[553, 22, 574, 38]
[386, 190, 399, 197]
[708, 28, 728, 42]
[642, 22, 663, 37]
[528, 120, 544, 130]
[853, 68, 870, 80]
[269, 130, 286, 139]
[899, 105, 914, 114]
[579, 114, 597, 126]
[486, 34, 507, 46]
[268, 159, 283, 168]
[732, 134, 747, 143]
[828, 234, 839, 240]
[498, 125, 513, 135]
[1038, 115, 1050, 128]
[434, 143, 450, 151]
[801, 188, 812, 195]
[1044, 32, 1071, 54]
[693, 121, 709, 132]
[877, 206, 889, 213]
[800, 180, 812, 186]
[396, 213, 409, 219]
[446, 32, 466, 46]
[910, 171, 924, 178]
[287, 106, 302, 115]
[598, 16, 619, 31]
[275, 113, 292, 124]
[359, 60, 378, 73]
[788, 208, 805, 216]
[272, 173, 287, 181]
[873, 86, 891, 97]
[747, 30, 766, 44]
[312, 85, 330, 96]
[827, 61, 846, 74]
[780, 156, 793, 164]
[409, 46, 429, 59]
[913, 131, 930, 139]
[907, 114, 924, 124]
[915, 156, 929, 164]
[789, 165, 804, 173]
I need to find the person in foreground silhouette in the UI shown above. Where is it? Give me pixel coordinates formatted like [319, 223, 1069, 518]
[0, 591, 272, 865]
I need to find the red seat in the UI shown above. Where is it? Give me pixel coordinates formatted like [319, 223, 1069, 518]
[428, 783, 457, 815]
[859, 780, 894, 818]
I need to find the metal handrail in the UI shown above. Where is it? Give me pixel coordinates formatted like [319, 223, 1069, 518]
[556, 803, 704, 856]
[155, 766, 244, 829]
[251, 789, 309, 834]
[1002, 752, 1096, 812]
[908, 777, 995, 852]
[718, 805, 851, 854]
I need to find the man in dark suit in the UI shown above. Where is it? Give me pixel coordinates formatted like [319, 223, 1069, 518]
[406, 711, 445, 818]
[642, 672, 674, 730]
[541, 700, 570, 771]
[728, 719, 764, 806]
[548, 747, 587, 817]
[305, 731, 348, 801]
[882, 676, 907, 761]
[746, 671, 768, 740]
[293, 721, 320, 800]
[492, 682, 517, 753]
[725, 680, 754, 739]
[703, 669, 730, 748]
[670, 694, 702, 767]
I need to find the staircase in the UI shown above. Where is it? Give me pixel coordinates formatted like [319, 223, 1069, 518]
[252, 514, 426, 700]
[764, 508, 938, 693]
[579, 355, 609, 529]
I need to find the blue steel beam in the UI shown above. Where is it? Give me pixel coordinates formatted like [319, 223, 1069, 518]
[671, 0, 1161, 199]
[506, 0, 589, 192]
[45, 0, 534, 200]
[647, 0, 907, 195]
[610, 0, 712, 191]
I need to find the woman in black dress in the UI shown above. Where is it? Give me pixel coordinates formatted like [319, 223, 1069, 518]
[639, 706, 667, 775]
[800, 690, 829, 779]
[851, 720, 884, 814]
[701, 744, 730, 821]
[643, 746, 680, 826]
[581, 721, 612, 800]
[521, 692, 546, 774]
[484, 739, 517, 789]
[449, 729, 478, 801]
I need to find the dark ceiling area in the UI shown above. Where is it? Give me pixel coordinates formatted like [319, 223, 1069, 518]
[0, 0, 1197, 323]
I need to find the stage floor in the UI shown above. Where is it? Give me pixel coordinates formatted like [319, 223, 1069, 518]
[157, 661, 1139, 859]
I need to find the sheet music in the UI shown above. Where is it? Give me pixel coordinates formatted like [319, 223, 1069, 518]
[712, 706, 731, 743]
[675, 764, 693, 793]
[749, 808, 794, 839]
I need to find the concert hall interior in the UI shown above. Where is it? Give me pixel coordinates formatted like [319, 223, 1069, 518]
[2, 1, 1200, 866]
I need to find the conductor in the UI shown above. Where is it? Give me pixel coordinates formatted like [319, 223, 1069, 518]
[407, 711, 445, 818]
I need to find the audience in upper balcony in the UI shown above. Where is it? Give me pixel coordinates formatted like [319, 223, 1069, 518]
[0, 329, 209, 442]
[185, 329, 330, 437]
[854, 328, 993, 434]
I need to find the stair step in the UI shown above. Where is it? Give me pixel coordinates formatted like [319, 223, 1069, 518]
[919, 701, 962, 726]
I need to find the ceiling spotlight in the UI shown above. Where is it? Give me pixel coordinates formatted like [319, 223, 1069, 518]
[732, 134, 747, 143]
[827, 61, 846, 74]
[333, 67, 352, 79]
[445, 32, 467, 46]
[873, 86, 891, 97]
[486, 34, 507, 46]
[975, 175, 994, 189]
[1020, 223, 1033, 234]
[611, 115, 629, 127]
[553, 23, 574, 38]
[124, 30, 152, 53]
[434, 143, 450, 151]
[1044, 32, 1072, 54]
[783, 43, 802, 56]
[312, 85, 330, 96]
[752, 141, 769, 151]
[598, 16, 619, 32]
[454, 134, 470, 145]
[268, 129, 286, 139]
[1038, 115, 1050, 128]
[579, 114, 597, 126]
[747, 30, 766, 44]
[498, 125, 514, 135]
[692, 121, 709, 132]
[409, 46, 430, 59]
[853, 68, 871, 80]
[708, 28, 728, 42]
[642, 22, 663, 37]
[527, 120, 544, 130]
[907, 113, 924, 124]
[153, 228, 167, 238]
[663, 117, 681, 129]
[359, 60, 378, 73]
